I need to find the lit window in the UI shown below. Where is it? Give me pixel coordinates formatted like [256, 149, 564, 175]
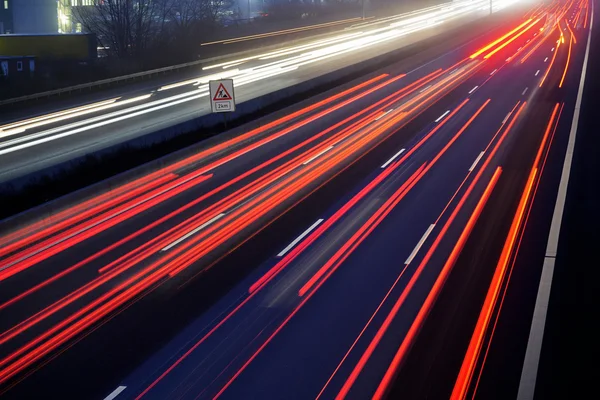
[3, 0, 8, 10]
[17, 61, 23, 71]
[76, 22, 82, 33]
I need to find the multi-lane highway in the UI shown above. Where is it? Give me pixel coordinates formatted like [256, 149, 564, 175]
[0, 0, 520, 183]
[0, 0, 593, 399]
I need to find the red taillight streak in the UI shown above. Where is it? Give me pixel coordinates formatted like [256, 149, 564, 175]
[148, 86, 477, 396]
[5, 163, 351, 376]
[0, 262, 173, 382]
[0, 172, 202, 270]
[251, 60, 479, 290]
[298, 164, 427, 297]
[470, 19, 534, 59]
[484, 18, 543, 59]
[374, 167, 502, 400]
[533, 104, 560, 169]
[7, 75, 404, 268]
[431, 98, 494, 223]
[0, 170, 159, 247]
[0, 171, 212, 282]
[574, 7, 581, 26]
[336, 102, 526, 399]
[0, 75, 387, 259]
[213, 136, 469, 399]
[451, 104, 558, 399]
[7, 69, 443, 281]
[559, 35, 573, 87]
[584, 1, 589, 28]
[3, 106, 380, 378]
[0, 88, 384, 309]
[0, 174, 212, 346]
[179, 74, 406, 175]
[506, 14, 551, 62]
[0, 173, 177, 260]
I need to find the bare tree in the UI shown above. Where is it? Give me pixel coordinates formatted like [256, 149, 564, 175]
[72, 0, 170, 59]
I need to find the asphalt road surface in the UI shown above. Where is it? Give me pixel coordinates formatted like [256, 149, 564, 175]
[0, 0, 590, 399]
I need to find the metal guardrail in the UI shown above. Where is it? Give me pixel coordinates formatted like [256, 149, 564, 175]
[0, 58, 208, 107]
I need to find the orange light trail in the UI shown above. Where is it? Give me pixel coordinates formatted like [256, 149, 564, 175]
[483, 18, 542, 59]
[559, 35, 573, 88]
[470, 19, 534, 59]
[299, 163, 427, 298]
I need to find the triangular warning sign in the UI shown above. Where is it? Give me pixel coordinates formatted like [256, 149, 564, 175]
[213, 83, 233, 101]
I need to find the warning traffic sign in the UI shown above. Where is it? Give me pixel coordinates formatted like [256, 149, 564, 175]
[213, 83, 233, 101]
[209, 79, 236, 113]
